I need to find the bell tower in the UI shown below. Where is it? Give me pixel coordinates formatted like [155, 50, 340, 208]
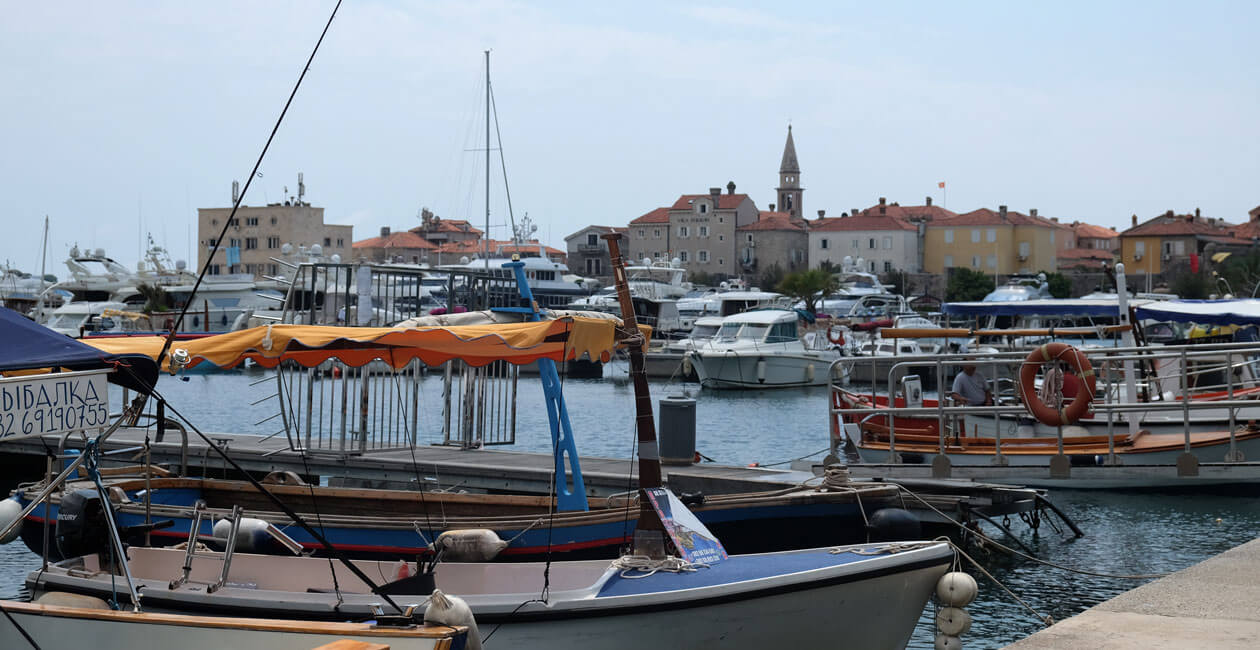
[776, 125, 803, 218]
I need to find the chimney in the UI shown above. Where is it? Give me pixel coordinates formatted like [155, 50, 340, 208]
[999, 205, 1008, 219]
[1111, 226, 1118, 232]
[852, 208, 859, 216]
[1185, 214, 1193, 222]
[1132, 214, 1138, 227]
[879, 204, 886, 215]
[1030, 208, 1039, 218]
[769, 203, 776, 212]
[1051, 217, 1058, 223]
[925, 196, 932, 206]
[879, 197, 887, 206]
[380, 226, 391, 237]
[817, 209, 826, 220]
[709, 187, 721, 205]
[1195, 207, 1201, 218]
[727, 181, 736, 195]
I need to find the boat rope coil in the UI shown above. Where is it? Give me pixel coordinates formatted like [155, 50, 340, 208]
[611, 555, 710, 578]
[828, 541, 940, 556]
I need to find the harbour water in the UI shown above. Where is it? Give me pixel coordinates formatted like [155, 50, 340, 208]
[2, 367, 1257, 649]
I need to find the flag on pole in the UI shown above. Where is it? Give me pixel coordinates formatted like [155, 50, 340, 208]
[938, 182, 946, 189]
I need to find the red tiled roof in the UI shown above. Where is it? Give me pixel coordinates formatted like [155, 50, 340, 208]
[738, 212, 806, 232]
[1122, 212, 1244, 241]
[435, 239, 565, 257]
[352, 231, 438, 250]
[669, 193, 750, 211]
[630, 207, 670, 225]
[811, 214, 915, 232]
[844, 203, 958, 223]
[932, 207, 1051, 227]
[1072, 222, 1119, 240]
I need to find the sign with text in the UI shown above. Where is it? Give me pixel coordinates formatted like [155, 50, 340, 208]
[0, 369, 111, 442]
[643, 487, 728, 565]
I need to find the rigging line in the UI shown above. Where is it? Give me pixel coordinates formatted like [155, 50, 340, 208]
[487, 80, 517, 240]
[112, 364, 407, 615]
[292, 429, 344, 606]
[389, 359, 436, 549]
[154, 0, 343, 369]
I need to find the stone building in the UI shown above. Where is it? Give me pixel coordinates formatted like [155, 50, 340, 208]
[564, 225, 627, 281]
[736, 210, 809, 280]
[810, 198, 956, 273]
[198, 184, 352, 278]
[351, 227, 437, 264]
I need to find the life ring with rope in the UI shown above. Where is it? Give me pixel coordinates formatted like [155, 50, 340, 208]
[1018, 342, 1096, 426]
[827, 325, 846, 346]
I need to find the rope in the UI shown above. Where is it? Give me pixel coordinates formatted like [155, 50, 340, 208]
[611, 555, 710, 578]
[828, 540, 939, 556]
[753, 446, 831, 468]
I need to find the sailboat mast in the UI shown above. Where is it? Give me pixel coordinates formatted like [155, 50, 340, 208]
[484, 50, 490, 272]
[39, 216, 49, 294]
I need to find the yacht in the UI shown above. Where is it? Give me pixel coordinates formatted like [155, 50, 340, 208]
[440, 253, 588, 310]
[688, 309, 849, 389]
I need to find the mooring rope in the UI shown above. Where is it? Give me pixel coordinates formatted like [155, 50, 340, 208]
[611, 555, 710, 578]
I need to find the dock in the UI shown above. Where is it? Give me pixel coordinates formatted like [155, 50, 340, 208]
[1006, 537, 1260, 649]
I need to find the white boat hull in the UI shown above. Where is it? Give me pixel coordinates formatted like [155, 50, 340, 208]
[691, 350, 846, 389]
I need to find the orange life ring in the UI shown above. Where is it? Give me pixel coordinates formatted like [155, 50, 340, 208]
[827, 326, 846, 346]
[1018, 342, 1096, 426]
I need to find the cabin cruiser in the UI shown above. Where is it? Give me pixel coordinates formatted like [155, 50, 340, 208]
[982, 273, 1051, 302]
[642, 315, 723, 378]
[676, 288, 790, 327]
[439, 254, 588, 310]
[688, 309, 849, 389]
[568, 259, 690, 335]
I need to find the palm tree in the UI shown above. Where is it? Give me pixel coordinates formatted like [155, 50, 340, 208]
[777, 269, 838, 315]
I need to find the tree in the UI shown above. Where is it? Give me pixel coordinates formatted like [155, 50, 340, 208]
[882, 269, 908, 296]
[777, 269, 838, 314]
[135, 283, 170, 313]
[1217, 250, 1260, 297]
[1170, 271, 1213, 299]
[1040, 271, 1073, 298]
[758, 263, 786, 292]
[945, 268, 994, 302]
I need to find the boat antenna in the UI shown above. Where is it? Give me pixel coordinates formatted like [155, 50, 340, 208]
[602, 232, 669, 558]
[153, 0, 342, 371]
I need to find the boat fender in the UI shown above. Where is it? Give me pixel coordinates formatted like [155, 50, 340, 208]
[936, 571, 978, 607]
[679, 492, 706, 507]
[805, 363, 815, 382]
[261, 470, 306, 486]
[936, 607, 972, 636]
[934, 634, 963, 650]
[424, 589, 482, 650]
[430, 529, 509, 562]
[681, 354, 693, 376]
[0, 497, 23, 544]
[213, 517, 272, 554]
[34, 591, 110, 610]
[867, 508, 921, 542]
[756, 358, 766, 383]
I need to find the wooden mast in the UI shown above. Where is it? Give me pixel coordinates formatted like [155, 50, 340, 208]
[602, 232, 668, 556]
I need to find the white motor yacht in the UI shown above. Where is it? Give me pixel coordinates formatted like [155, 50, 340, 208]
[688, 309, 849, 389]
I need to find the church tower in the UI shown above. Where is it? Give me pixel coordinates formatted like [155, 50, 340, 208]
[776, 125, 803, 218]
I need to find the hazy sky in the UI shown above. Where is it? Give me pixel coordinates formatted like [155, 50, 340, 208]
[3, 1, 1256, 272]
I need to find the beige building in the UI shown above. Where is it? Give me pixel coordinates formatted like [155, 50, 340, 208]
[810, 198, 957, 273]
[922, 206, 1059, 275]
[198, 197, 352, 278]
[737, 211, 809, 278]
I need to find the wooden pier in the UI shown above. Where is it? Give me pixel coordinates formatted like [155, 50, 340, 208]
[1006, 536, 1260, 649]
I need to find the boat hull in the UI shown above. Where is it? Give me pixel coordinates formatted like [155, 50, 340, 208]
[691, 350, 844, 389]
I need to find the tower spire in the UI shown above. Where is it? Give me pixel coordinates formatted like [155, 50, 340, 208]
[776, 125, 803, 218]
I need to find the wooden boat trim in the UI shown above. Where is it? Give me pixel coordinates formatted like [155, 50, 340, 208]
[0, 599, 463, 639]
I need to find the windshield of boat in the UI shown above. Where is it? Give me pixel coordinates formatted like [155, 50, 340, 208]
[691, 323, 720, 339]
[716, 322, 770, 341]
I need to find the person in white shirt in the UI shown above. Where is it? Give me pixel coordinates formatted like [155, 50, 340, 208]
[950, 363, 992, 406]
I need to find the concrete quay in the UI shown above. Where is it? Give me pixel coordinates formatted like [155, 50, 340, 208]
[1005, 537, 1260, 649]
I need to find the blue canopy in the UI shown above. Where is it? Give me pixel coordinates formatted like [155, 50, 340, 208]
[1134, 299, 1260, 326]
[0, 306, 158, 393]
[944, 299, 1126, 318]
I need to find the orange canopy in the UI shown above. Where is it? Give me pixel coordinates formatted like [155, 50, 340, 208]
[83, 317, 623, 372]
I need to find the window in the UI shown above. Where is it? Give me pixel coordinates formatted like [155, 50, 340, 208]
[971, 230, 981, 243]
[747, 234, 754, 243]
[987, 255, 997, 268]
[944, 229, 954, 244]
[268, 264, 279, 276]
[698, 203, 708, 214]
[246, 217, 259, 227]
[637, 229, 645, 238]
[270, 217, 277, 225]
[229, 218, 239, 226]
[1019, 242, 1031, 258]
[1050, 232, 1056, 244]
[821, 238, 829, 250]
[586, 258, 602, 275]
[883, 236, 892, 249]
[765, 321, 798, 343]
[718, 258, 724, 266]
[653, 229, 662, 239]
[718, 235, 724, 242]
[654, 251, 662, 259]
[267, 236, 280, 249]
[209, 264, 220, 275]
[212, 219, 218, 226]
[244, 264, 256, 274]
[718, 217, 724, 223]
[852, 239, 859, 249]
[792, 249, 804, 263]
[883, 261, 893, 272]
[207, 238, 217, 247]
[587, 234, 599, 246]
[972, 255, 981, 268]
[699, 226, 709, 237]
[244, 237, 258, 250]
[944, 255, 954, 267]
[323, 237, 331, 247]
[336, 238, 344, 247]
[679, 251, 689, 262]
[1135, 241, 1146, 258]
[869, 260, 876, 272]
[679, 226, 689, 238]
[869, 238, 876, 249]
[698, 250, 709, 263]
[986, 228, 996, 243]
[229, 238, 241, 248]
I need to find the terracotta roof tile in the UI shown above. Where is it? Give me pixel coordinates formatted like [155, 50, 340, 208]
[352, 231, 438, 250]
[408, 219, 483, 235]
[737, 212, 806, 232]
[1122, 212, 1245, 241]
[1072, 222, 1119, 240]
[811, 214, 915, 232]
[932, 207, 1053, 227]
[669, 194, 750, 211]
[629, 207, 670, 225]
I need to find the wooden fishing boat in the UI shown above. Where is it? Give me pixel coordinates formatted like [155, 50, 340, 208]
[0, 599, 466, 650]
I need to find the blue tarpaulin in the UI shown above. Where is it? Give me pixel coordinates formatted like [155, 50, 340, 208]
[943, 299, 1126, 318]
[1134, 299, 1260, 326]
[0, 306, 158, 393]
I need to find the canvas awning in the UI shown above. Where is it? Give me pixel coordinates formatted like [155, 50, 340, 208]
[1134, 299, 1260, 326]
[82, 317, 627, 372]
[0, 306, 158, 392]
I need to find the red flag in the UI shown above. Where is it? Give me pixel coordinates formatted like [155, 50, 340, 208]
[1190, 253, 1199, 273]
[938, 182, 946, 189]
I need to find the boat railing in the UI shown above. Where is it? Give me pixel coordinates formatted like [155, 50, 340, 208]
[829, 339, 1260, 467]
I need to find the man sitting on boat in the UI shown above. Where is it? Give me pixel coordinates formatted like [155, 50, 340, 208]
[950, 363, 992, 406]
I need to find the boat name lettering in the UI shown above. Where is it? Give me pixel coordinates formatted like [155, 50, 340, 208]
[0, 370, 111, 441]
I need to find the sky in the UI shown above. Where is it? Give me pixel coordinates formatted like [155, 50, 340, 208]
[2, 1, 1257, 272]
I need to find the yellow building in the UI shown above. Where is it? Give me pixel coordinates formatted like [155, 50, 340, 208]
[1118, 210, 1248, 276]
[923, 206, 1060, 275]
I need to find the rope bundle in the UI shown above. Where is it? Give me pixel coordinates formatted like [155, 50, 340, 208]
[611, 555, 709, 578]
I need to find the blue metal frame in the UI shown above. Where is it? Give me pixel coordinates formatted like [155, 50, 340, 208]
[494, 260, 589, 512]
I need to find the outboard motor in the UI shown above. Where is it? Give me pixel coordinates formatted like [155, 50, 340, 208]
[55, 489, 113, 560]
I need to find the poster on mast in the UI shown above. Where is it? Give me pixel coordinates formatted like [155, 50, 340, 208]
[0, 368, 112, 442]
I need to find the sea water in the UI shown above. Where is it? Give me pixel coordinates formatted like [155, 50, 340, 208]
[1, 367, 1257, 649]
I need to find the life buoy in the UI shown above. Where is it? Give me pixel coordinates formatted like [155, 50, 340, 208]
[827, 326, 846, 346]
[1018, 342, 1096, 426]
